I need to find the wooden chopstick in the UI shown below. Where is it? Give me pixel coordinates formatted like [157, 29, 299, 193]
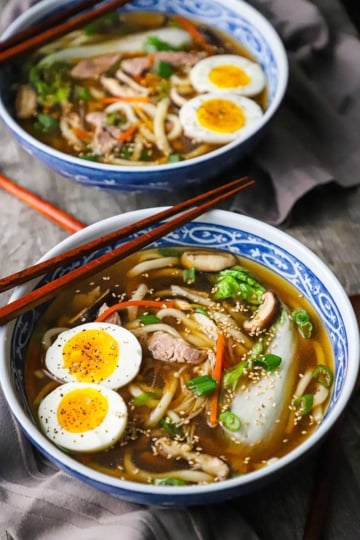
[0, 177, 254, 325]
[0, 0, 109, 52]
[0, 0, 132, 64]
[0, 173, 85, 233]
[0, 176, 251, 294]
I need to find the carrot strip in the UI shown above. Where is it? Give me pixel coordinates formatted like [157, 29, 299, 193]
[95, 299, 175, 322]
[72, 127, 92, 140]
[101, 96, 150, 104]
[174, 15, 213, 54]
[209, 332, 225, 427]
[117, 124, 138, 142]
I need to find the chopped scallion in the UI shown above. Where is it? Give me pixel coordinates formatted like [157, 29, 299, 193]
[291, 308, 313, 339]
[132, 391, 159, 406]
[253, 353, 282, 372]
[186, 375, 217, 396]
[293, 393, 313, 415]
[139, 314, 161, 325]
[183, 267, 196, 284]
[154, 477, 186, 486]
[312, 365, 333, 388]
[219, 411, 241, 431]
[156, 60, 174, 78]
[160, 418, 182, 437]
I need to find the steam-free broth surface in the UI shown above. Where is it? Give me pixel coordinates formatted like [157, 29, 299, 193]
[25, 247, 334, 485]
[13, 11, 267, 166]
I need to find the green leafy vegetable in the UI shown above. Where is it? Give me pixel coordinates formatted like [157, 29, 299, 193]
[223, 360, 249, 389]
[33, 113, 59, 134]
[74, 86, 90, 101]
[144, 35, 181, 52]
[312, 365, 333, 388]
[186, 375, 217, 396]
[291, 308, 313, 339]
[167, 153, 183, 163]
[29, 61, 72, 105]
[156, 60, 174, 78]
[219, 411, 241, 431]
[214, 266, 266, 305]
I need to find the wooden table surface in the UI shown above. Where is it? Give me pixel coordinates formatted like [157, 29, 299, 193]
[1, 1, 360, 539]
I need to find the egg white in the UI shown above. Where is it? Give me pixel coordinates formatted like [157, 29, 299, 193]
[179, 92, 263, 144]
[44, 322, 142, 389]
[38, 382, 128, 452]
[190, 54, 266, 97]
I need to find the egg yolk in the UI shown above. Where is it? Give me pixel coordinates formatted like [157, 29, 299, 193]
[209, 64, 250, 88]
[57, 387, 108, 433]
[196, 98, 245, 133]
[62, 329, 119, 383]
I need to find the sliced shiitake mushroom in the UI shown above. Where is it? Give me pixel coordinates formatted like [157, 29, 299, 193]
[15, 85, 37, 119]
[243, 291, 279, 334]
[180, 250, 236, 272]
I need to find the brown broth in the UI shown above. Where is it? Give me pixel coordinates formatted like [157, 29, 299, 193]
[15, 11, 268, 164]
[24, 247, 334, 484]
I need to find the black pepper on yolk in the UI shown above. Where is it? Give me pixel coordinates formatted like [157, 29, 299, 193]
[62, 328, 119, 383]
[196, 98, 246, 133]
[57, 387, 108, 433]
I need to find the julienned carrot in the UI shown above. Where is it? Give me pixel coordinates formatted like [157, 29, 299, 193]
[72, 127, 92, 140]
[101, 96, 150, 104]
[117, 124, 138, 142]
[174, 15, 213, 54]
[209, 332, 225, 426]
[95, 300, 175, 322]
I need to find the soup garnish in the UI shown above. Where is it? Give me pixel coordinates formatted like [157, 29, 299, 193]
[25, 246, 334, 485]
[14, 11, 266, 165]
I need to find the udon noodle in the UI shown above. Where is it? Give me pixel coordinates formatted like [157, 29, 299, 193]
[13, 11, 267, 165]
[25, 246, 334, 485]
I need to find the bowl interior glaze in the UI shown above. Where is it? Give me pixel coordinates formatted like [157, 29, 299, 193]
[1, 209, 358, 505]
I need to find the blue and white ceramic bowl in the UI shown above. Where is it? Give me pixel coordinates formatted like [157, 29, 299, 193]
[0, 210, 358, 505]
[0, 0, 288, 191]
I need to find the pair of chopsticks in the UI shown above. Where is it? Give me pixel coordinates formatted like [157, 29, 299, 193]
[0, 175, 254, 325]
[0, 0, 132, 64]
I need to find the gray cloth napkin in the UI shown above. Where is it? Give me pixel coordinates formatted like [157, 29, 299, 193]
[0, 1, 359, 539]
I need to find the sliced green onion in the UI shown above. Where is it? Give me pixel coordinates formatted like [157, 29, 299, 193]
[160, 418, 182, 437]
[139, 314, 161, 325]
[186, 375, 217, 396]
[167, 153, 182, 163]
[34, 113, 59, 134]
[144, 36, 180, 52]
[291, 308, 313, 339]
[219, 411, 241, 431]
[312, 365, 333, 388]
[293, 393, 313, 415]
[75, 86, 90, 101]
[156, 60, 174, 78]
[158, 247, 181, 257]
[132, 391, 159, 406]
[253, 353, 282, 372]
[192, 305, 210, 317]
[183, 267, 196, 284]
[154, 477, 186, 486]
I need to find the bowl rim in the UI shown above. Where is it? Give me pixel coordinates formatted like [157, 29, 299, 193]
[0, 0, 289, 174]
[0, 208, 358, 499]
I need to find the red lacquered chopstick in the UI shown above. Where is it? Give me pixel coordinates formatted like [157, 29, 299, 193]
[0, 0, 132, 64]
[0, 0, 112, 52]
[0, 176, 255, 324]
[0, 173, 85, 233]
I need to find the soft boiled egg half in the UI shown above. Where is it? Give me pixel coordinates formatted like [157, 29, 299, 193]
[190, 54, 266, 97]
[44, 322, 142, 389]
[38, 382, 127, 452]
[179, 92, 263, 144]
